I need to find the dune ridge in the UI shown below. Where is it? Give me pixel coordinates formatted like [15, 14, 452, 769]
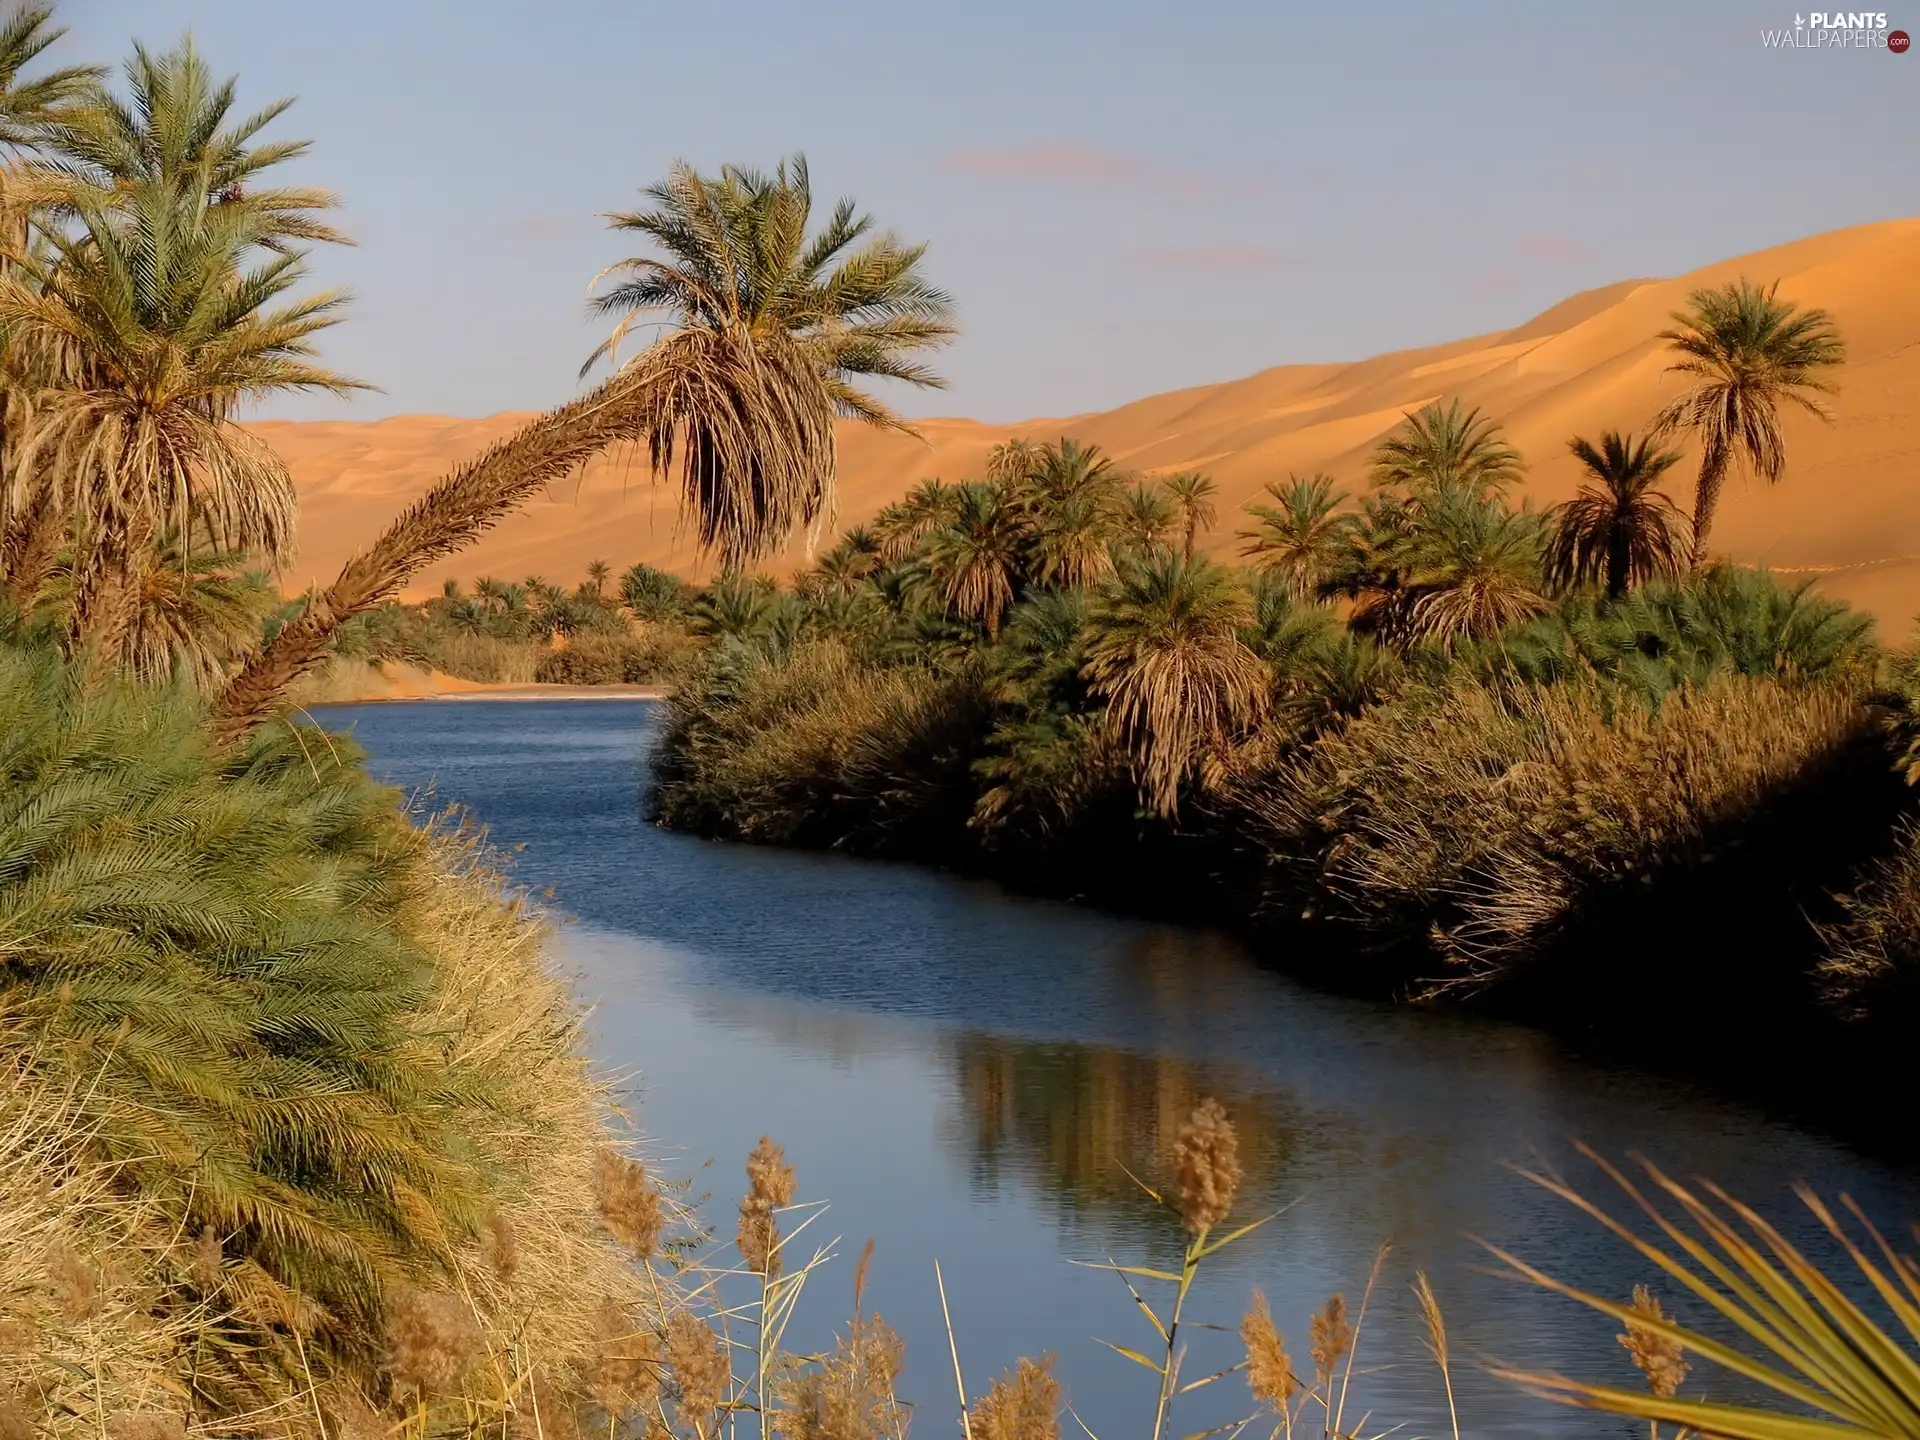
[256, 218, 1920, 625]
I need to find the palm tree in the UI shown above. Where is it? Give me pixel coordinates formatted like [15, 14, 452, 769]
[619, 561, 686, 620]
[1369, 399, 1524, 501]
[0, 37, 362, 667]
[1118, 482, 1178, 555]
[1081, 554, 1267, 817]
[1544, 431, 1689, 599]
[872, 477, 957, 562]
[585, 557, 611, 600]
[1399, 490, 1550, 649]
[1238, 473, 1356, 601]
[586, 155, 957, 566]
[984, 436, 1046, 487]
[921, 480, 1024, 636]
[1161, 471, 1218, 561]
[1027, 490, 1116, 590]
[1651, 278, 1845, 567]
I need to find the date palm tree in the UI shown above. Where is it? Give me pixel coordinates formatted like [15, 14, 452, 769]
[1369, 398, 1524, 502]
[872, 477, 957, 563]
[0, 179, 362, 666]
[1651, 278, 1845, 567]
[1161, 471, 1218, 561]
[922, 480, 1023, 636]
[1544, 431, 1688, 599]
[1119, 481, 1178, 556]
[1238, 473, 1356, 601]
[1400, 489, 1550, 649]
[1082, 553, 1266, 817]
[586, 155, 957, 566]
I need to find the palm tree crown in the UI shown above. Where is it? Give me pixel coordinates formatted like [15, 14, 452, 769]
[1161, 471, 1218, 561]
[1369, 398, 1525, 502]
[588, 155, 957, 567]
[1651, 277, 1845, 567]
[1239, 473, 1356, 601]
[1081, 553, 1265, 817]
[1544, 430, 1688, 599]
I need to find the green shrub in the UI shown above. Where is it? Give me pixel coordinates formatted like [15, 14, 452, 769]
[0, 644, 650, 1429]
[652, 640, 992, 852]
[535, 626, 695, 685]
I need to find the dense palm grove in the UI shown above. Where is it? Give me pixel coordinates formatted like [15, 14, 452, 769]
[2, 5, 1920, 1438]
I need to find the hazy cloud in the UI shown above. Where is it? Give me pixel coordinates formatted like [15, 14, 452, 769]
[937, 142, 1251, 198]
[1473, 269, 1521, 295]
[1123, 245, 1308, 271]
[1513, 230, 1597, 263]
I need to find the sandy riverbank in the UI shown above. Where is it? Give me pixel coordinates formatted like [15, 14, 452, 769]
[292, 660, 667, 707]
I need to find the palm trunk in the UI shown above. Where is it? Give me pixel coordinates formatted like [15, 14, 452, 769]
[1, 505, 61, 613]
[211, 374, 655, 745]
[1688, 452, 1727, 570]
[1606, 529, 1630, 600]
[75, 512, 154, 680]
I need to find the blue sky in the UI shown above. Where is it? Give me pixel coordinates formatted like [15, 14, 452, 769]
[56, 0, 1918, 422]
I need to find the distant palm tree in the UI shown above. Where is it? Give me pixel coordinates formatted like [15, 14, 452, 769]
[1028, 491, 1116, 590]
[1161, 471, 1218, 561]
[1238, 473, 1356, 601]
[872, 477, 958, 563]
[1017, 438, 1120, 513]
[585, 558, 612, 599]
[1118, 482, 1178, 555]
[984, 437, 1046, 487]
[1081, 554, 1266, 817]
[474, 575, 507, 611]
[1398, 490, 1549, 649]
[1369, 399, 1524, 502]
[1651, 278, 1845, 567]
[922, 480, 1023, 636]
[619, 561, 687, 620]
[587, 155, 957, 565]
[1544, 431, 1689, 598]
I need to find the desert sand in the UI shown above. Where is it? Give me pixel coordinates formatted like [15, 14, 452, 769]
[258, 219, 1920, 629]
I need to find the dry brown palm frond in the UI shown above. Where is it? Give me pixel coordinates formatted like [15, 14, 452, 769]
[211, 373, 658, 742]
[1082, 554, 1267, 817]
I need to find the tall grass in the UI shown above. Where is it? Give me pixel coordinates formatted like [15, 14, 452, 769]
[1236, 671, 1878, 995]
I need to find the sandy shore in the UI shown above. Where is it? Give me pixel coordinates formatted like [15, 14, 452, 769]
[293, 661, 667, 707]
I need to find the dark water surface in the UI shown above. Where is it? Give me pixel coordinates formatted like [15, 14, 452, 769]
[323, 698, 1920, 1439]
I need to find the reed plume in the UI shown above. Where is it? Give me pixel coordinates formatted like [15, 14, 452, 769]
[1241, 1289, 1296, 1413]
[665, 1308, 730, 1438]
[1618, 1285, 1689, 1399]
[1308, 1293, 1350, 1389]
[595, 1148, 663, 1261]
[972, 1354, 1060, 1440]
[383, 1287, 482, 1402]
[1414, 1271, 1459, 1440]
[1173, 1097, 1241, 1235]
[739, 1135, 798, 1278]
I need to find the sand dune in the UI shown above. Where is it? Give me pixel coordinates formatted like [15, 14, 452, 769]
[258, 219, 1920, 628]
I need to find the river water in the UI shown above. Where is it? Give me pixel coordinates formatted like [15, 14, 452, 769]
[324, 698, 1920, 1439]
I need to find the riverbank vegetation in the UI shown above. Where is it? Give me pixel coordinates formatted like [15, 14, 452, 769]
[0, 3, 1917, 1435]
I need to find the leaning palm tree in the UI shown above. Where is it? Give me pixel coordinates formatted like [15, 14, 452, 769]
[872, 476, 957, 563]
[1081, 554, 1267, 817]
[1651, 277, 1845, 567]
[1161, 471, 1218, 561]
[921, 480, 1024, 636]
[1238, 473, 1356, 601]
[586, 155, 957, 566]
[1544, 431, 1689, 599]
[1369, 398, 1524, 502]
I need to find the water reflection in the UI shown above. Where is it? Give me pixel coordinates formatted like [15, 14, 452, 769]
[327, 699, 1920, 1439]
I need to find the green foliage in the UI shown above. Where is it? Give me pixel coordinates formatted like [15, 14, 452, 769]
[0, 643, 466, 1369]
[620, 561, 690, 620]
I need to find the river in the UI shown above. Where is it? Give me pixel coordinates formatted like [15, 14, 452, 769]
[324, 697, 1920, 1439]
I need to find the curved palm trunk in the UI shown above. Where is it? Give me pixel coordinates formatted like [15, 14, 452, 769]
[0, 503, 61, 613]
[1688, 450, 1728, 570]
[211, 375, 655, 745]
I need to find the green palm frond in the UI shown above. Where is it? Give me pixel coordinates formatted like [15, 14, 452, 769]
[588, 155, 958, 565]
[1491, 1148, 1920, 1440]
